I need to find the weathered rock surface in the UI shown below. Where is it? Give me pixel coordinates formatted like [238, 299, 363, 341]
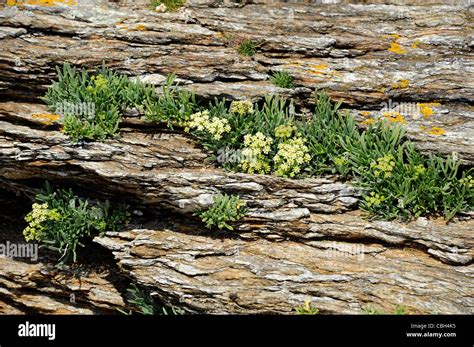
[95, 225, 474, 314]
[0, 1, 473, 314]
[0, 257, 127, 314]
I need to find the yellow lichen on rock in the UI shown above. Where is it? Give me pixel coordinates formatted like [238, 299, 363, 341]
[308, 64, 329, 75]
[383, 111, 407, 124]
[31, 113, 61, 125]
[418, 102, 441, 118]
[426, 127, 446, 136]
[392, 79, 409, 89]
[411, 40, 421, 49]
[134, 24, 147, 31]
[388, 42, 407, 54]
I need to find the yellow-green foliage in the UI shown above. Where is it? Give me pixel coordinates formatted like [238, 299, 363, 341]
[295, 300, 319, 315]
[195, 194, 247, 231]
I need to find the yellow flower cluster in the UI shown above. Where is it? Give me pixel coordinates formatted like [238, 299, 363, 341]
[273, 137, 311, 178]
[413, 164, 426, 177]
[365, 192, 386, 208]
[187, 110, 231, 141]
[87, 75, 108, 93]
[371, 154, 396, 178]
[240, 132, 273, 174]
[333, 156, 349, 167]
[230, 100, 254, 115]
[23, 203, 61, 242]
[274, 124, 296, 139]
[460, 175, 474, 188]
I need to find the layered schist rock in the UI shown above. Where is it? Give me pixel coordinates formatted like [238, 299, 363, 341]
[0, 1, 472, 314]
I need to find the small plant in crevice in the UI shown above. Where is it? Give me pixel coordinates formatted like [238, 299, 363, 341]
[270, 70, 294, 89]
[362, 304, 408, 315]
[149, 0, 185, 11]
[22, 182, 129, 263]
[237, 39, 259, 57]
[295, 299, 319, 315]
[195, 194, 247, 231]
[144, 74, 198, 128]
[119, 284, 184, 315]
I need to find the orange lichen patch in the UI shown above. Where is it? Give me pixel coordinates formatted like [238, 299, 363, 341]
[7, 0, 78, 6]
[310, 64, 328, 70]
[134, 24, 147, 31]
[383, 111, 407, 124]
[419, 105, 433, 118]
[391, 79, 409, 89]
[388, 42, 407, 54]
[360, 111, 372, 116]
[417, 103, 441, 118]
[411, 40, 421, 49]
[426, 127, 446, 136]
[31, 113, 61, 125]
[307, 64, 329, 75]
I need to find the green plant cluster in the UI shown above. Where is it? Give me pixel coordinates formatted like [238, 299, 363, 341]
[195, 194, 247, 231]
[270, 70, 294, 89]
[187, 97, 312, 178]
[149, 0, 185, 11]
[144, 74, 197, 128]
[295, 299, 320, 315]
[362, 304, 407, 315]
[45, 63, 155, 142]
[237, 39, 259, 57]
[119, 284, 184, 315]
[23, 182, 129, 263]
[45, 64, 196, 141]
[186, 93, 472, 222]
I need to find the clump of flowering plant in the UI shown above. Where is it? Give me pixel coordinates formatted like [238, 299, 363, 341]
[239, 132, 273, 174]
[273, 136, 311, 178]
[186, 110, 231, 141]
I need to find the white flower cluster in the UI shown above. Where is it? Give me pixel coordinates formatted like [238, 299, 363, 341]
[273, 137, 311, 177]
[240, 132, 273, 174]
[187, 110, 231, 141]
[230, 100, 254, 115]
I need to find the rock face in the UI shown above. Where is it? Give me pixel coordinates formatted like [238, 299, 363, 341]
[0, 1, 473, 314]
[95, 226, 474, 314]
